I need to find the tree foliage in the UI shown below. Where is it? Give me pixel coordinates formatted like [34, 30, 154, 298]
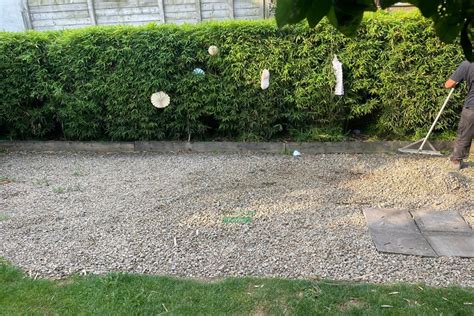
[276, 0, 473, 61]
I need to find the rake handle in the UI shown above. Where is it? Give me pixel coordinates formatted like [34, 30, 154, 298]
[418, 88, 455, 151]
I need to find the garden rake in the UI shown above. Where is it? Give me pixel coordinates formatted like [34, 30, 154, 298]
[398, 88, 455, 156]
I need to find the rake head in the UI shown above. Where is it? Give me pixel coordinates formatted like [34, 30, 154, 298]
[398, 139, 443, 156]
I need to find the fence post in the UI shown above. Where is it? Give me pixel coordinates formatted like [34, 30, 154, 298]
[195, 0, 202, 22]
[228, 0, 234, 18]
[21, 0, 33, 29]
[264, 0, 271, 18]
[260, 0, 265, 18]
[158, 0, 165, 23]
[86, 0, 97, 25]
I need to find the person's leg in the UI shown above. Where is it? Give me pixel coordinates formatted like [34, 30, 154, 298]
[451, 107, 474, 165]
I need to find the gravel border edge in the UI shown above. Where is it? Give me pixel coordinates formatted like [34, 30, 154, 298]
[0, 140, 455, 154]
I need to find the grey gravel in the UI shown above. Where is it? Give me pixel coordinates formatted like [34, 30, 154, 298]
[0, 151, 473, 286]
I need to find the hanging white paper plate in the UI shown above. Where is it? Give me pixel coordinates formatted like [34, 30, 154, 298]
[208, 45, 219, 56]
[151, 91, 170, 108]
[193, 68, 205, 76]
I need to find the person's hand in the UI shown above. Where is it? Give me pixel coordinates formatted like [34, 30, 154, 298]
[444, 79, 457, 89]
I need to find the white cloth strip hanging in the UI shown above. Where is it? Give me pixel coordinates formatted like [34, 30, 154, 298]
[332, 55, 344, 96]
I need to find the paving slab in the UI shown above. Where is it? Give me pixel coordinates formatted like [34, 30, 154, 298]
[363, 208, 418, 232]
[192, 142, 284, 153]
[364, 208, 474, 258]
[285, 141, 407, 154]
[423, 232, 474, 257]
[0, 141, 134, 152]
[411, 209, 472, 232]
[363, 208, 437, 257]
[134, 141, 191, 152]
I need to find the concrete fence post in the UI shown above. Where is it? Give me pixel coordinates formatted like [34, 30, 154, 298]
[20, 0, 32, 29]
[195, 0, 202, 22]
[86, 0, 97, 25]
[158, 0, 165, 23]
[228, 0, 234, 18]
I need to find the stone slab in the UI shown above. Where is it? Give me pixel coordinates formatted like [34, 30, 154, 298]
[0, 141, 134, 152]
[363, 208, 437, 257]
[412, 209, 472, 232]
[191, 142, 284, 153]
[368, 228, 438, 257]
[364, 208, 417, 232]
[423, 232, 474, 257]
[67, 142, 134, 152]
[134, 141, 191, 152]
[134, 142, 284, 153]
[285, 141, 456, 154]
[285, 141, 410, 154]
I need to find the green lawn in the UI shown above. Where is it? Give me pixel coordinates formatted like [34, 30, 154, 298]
[0, 261, 472, 315]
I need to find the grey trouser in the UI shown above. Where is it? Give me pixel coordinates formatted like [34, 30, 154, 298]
[452, 107, 474, 161]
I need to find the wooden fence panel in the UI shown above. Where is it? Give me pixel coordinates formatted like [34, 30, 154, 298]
[201, 0, 229, 21]
[29, 0, 85, 5]
[26, 0, 267, 30]
[94, 0, 162, 24]
[234, 0, 260, 19]
[29, 0, 92, 29]
[163, 0, 197, 23]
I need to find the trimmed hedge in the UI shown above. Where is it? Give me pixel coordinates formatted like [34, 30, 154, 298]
[0, 12, 466, 141]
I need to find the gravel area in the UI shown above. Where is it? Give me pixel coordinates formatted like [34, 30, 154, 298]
[0, 151, 473, 287]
